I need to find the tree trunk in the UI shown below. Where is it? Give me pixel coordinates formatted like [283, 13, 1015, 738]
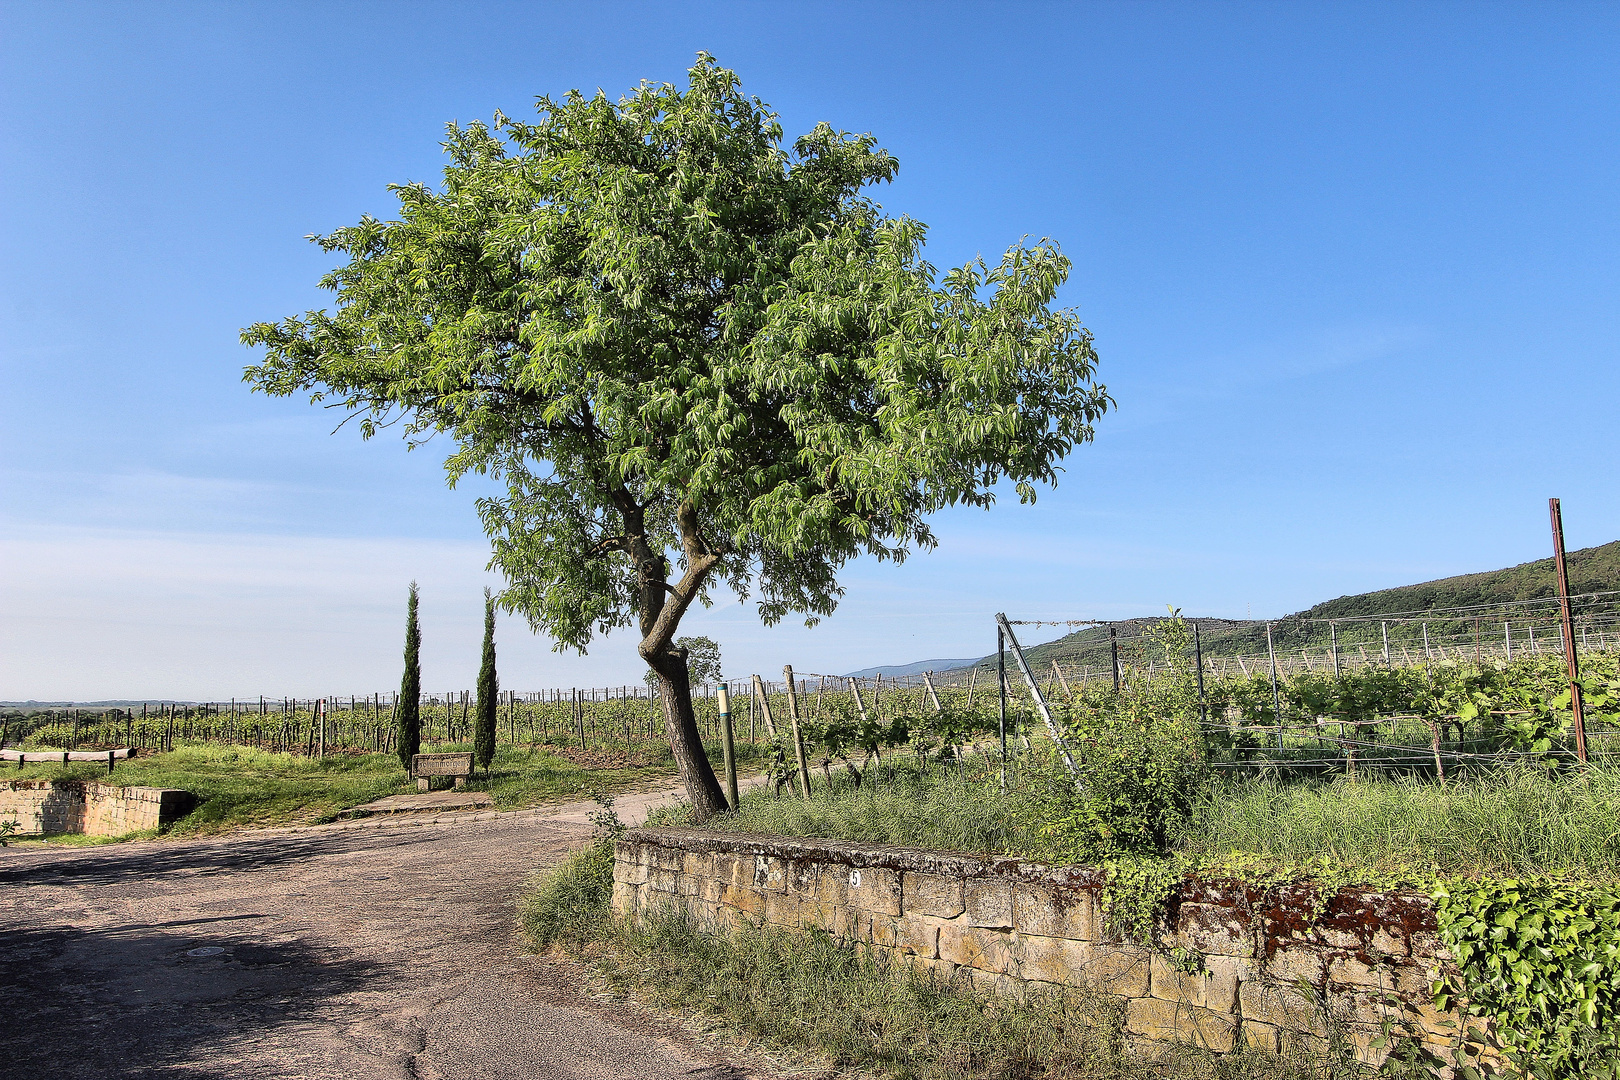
[622, 499, 728, 822]
[647, 643, 728, 820]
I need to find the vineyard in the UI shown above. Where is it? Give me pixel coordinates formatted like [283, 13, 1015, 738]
[8, 594, 1616, 784]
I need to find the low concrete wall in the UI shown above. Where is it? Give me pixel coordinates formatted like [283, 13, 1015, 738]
[0, 780, 192, 836]
[614, 828, 1489, 1071]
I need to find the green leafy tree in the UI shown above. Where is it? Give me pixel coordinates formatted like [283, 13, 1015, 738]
[644, 635, 722, 693]
[475, 587, 498, 772]
[397, 581, 422, 769]
[242, 56, 1109, 820]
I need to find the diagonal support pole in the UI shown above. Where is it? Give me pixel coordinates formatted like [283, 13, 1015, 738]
[996, 613, 1078, 781]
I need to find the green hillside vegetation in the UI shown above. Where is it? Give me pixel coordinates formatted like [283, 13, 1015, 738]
[940, 540, 1620, 680]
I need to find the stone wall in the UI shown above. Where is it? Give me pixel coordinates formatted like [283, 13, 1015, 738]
[614, 828, 1490, 1071]
[0, 780, 192, 836]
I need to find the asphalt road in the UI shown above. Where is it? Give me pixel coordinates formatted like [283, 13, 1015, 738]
[0, 785, 766, 1080]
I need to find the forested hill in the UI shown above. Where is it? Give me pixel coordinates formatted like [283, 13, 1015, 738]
[1298, 539, 1620, 619]
[937, 540, 1620, 680]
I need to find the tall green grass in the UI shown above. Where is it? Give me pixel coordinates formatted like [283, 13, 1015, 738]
[658, 753, 1620, 881]
[1176, 764, 1620, 880]
[650, 758, 1038, 854]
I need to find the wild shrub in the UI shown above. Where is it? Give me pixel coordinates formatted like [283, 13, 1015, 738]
[519, 838, 615, 950]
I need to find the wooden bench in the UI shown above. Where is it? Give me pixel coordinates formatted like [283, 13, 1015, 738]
[411, 752, 474, 792]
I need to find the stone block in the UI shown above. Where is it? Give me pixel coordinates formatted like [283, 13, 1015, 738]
[1238, 980, 1327, 1037]
[1201, 955, 1249, 1015]
[1175, 902, 1254, 958]
[648, 845, 684, 871]
[1268, 944, 1327, 984]
[611, 880, 639, 916]
[815, 866, 849, 909]
[764, 891, 806, 927]
[1370, 926, 1409, 959]
[613, 858, 650, 886]
[1318, 926, 1362, 950]
[895, 914, 942, 959]
[1013, 882, 1093, 941]
[1339, 990, 1403, 1032]
[1327, 955, 1394, 991]
[1150, 953, 1246, 1014]
[797, 897, 840, 930]
[721, 883, 767, 917]
[1076, 946, 1151, 997]
[908, 956, 959, 982]
[1240, 1020, 1280, 1053]
[710, 852, 745, 889]
[903, 873, 964, 918]
[938, 923, 1014, 974]
[752, 855, 787, 892]
[1008, 933, 1090, 985]
[1126, 997, 1237, 1052]
[844, 865, 901, 917]
[964, 878, 1014, 929]
[786, 860, 819, 896]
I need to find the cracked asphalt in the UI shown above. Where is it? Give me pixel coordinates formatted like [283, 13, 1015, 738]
[0, 784, 769, 1080]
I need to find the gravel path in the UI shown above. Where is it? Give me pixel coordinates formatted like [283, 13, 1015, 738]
[0, 784, 767, 1080]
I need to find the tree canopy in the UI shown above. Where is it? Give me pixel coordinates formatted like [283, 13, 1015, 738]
[242, 55, 1109, 818]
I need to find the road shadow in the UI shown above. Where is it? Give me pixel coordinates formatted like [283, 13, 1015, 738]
[0, 824, 447, 889]
[0, 919, 388, 1080]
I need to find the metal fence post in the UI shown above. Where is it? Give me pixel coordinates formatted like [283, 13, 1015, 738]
[997, 626, 1008, 792]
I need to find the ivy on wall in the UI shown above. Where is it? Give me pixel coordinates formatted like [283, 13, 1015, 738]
[1434, 877, 1620, 1079]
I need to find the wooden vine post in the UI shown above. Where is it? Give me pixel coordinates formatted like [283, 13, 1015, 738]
[751, 674, 778, 739]
[716, 683, 739, 810]
[783, 666, 813, 800]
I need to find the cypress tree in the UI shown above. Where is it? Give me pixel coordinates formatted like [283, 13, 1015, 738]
[396, 581, 422, 770]
[474, 587, 498, 774]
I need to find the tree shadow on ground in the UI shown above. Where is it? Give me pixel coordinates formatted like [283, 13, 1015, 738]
[0, 825, 440, 889]
[0, 920, 388, 1079]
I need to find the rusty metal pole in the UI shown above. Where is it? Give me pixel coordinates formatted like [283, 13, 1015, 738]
[1193, 621, 1208, 726]
[1109, 625, 1121, 693]
[1549, 498, 1588, 763]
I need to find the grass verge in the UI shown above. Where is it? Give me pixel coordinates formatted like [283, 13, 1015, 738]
[4, 736, 767, 839]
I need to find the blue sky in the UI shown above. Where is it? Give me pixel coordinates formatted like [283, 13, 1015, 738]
[3, 1, 1617, 700]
